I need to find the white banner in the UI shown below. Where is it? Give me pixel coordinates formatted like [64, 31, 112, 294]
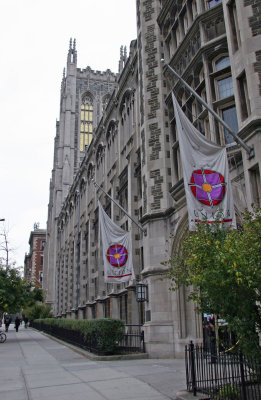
[172, 92, 236, 230]
[98, 201, 135, 283]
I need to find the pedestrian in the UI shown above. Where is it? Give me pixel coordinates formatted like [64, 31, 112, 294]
[4, 313, 12, 332]
[15, 316, 21, 332]
[24, 316, 29, 328]
[206, 314, 217, 363]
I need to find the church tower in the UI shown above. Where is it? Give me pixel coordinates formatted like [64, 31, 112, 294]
[43, 40, 118, 310]
[58, 38, 78, 209]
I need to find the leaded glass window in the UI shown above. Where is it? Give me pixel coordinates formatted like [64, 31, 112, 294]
[208, 0, 222, 9]
[222, 106, 238, 144]
[215, 56, 230, 71]
[217, 76, 234, 99]
[80, 96, 93, 151]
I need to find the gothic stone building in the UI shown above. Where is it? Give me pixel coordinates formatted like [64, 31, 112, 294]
[43, 0, 261, 358]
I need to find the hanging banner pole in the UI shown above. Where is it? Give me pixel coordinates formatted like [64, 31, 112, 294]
[92, 179, 147, 235]
[163, 62, 254, 158]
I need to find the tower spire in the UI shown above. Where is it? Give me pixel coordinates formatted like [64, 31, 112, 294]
[67, 37, 77, 64]
[61, 68, 66, 90]
[118, 45, 124, 73]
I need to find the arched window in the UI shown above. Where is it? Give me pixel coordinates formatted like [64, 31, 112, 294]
[102, 94, 111, 114]
[87, 163, 94, 181]
[119, 89, 133, 146]
[213, 55, 233, 100]
[215, 56, 230, 71]
[106, 119, 117, 146]
[96, 144, 104, 169]
[80, 95, 93, 151]
[212, 55, 237, 144]
[208, 0, 222, 9]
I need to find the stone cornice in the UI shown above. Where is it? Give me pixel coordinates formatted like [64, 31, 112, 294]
[141, 265, 170, 279]
[140, 206, 175, 225]
[157, 0, 174, 26]
[166, 8, 225, 82]
[239, 117, 261, 142]
[169, 179, 185, 202]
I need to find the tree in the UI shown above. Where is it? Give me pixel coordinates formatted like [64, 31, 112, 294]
[22, 303, 53, 321]
[0, 266, 44, 314]
[0, 221, 44, 314]
[0, 223, 16, 268]
[167, 208, 261, 357]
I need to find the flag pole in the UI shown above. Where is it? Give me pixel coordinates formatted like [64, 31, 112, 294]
[92, 179, 147, 235]
[163, 61, 254, 158]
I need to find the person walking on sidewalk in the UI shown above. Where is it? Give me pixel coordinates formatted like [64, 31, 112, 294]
[24, 316, 29, 328]
[14, 316, 21, 332]
[4, 313, 12, 332]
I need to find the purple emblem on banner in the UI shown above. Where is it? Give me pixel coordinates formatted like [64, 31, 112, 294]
[189, 169, 226, 207]
[106, 244, 128, 267]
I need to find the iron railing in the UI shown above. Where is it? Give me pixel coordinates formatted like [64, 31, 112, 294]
[116, 324, 145, 354]
[31, 321, 145, 355]
[185, 341, 261, 399]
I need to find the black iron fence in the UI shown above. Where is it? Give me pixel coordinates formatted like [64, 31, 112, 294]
[202, 318, 237, 354]
[185, 341, 261, 399]
[31, 321, 145, 355]
[116, 324, 145, 354]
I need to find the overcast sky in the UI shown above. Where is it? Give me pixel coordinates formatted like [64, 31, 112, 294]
[0, 0, 137, 268]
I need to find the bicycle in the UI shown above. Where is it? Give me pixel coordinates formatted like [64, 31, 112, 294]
[0, 329, 7, 343]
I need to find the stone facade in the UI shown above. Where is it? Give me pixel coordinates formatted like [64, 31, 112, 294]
[43, 0, 261, 358]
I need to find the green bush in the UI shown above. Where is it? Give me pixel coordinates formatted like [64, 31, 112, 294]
[217, 384, 240, 399]
[34, 317, 125, 353]
[23, 303, 53, 320]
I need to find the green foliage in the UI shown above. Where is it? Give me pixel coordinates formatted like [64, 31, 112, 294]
[34, 317, 125, 353]
[0, 266, 44, 313]
[217, 383, 240, 399]
[167, 208, 261, 357]
[0, 267, 23, 313]
[23, 303, 53, 320]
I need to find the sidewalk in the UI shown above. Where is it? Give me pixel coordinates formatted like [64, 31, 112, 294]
[0, 324, 202, 400]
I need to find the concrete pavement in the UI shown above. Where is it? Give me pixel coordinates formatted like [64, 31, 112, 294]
[0, 323, 204, 400]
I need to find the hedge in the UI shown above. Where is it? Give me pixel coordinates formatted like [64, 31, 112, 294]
[33, 317, 125, 353]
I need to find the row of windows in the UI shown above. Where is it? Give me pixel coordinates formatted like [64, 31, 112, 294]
[174, 53, 251, 146]
[163, 0, 224, 56]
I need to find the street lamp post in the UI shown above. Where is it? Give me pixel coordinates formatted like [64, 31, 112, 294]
[136, 283, 148, 302]
[136, 283, 148, 325]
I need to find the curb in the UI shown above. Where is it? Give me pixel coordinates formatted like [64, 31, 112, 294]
[176, 391, 210, 400]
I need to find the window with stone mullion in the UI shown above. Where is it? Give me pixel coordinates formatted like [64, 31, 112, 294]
[208, 0, 222, 9]
[80, 96, 93, 151]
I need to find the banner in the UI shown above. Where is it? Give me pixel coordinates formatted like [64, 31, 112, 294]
[98, 201, 135, 283]
[172, 92, 236, 230]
